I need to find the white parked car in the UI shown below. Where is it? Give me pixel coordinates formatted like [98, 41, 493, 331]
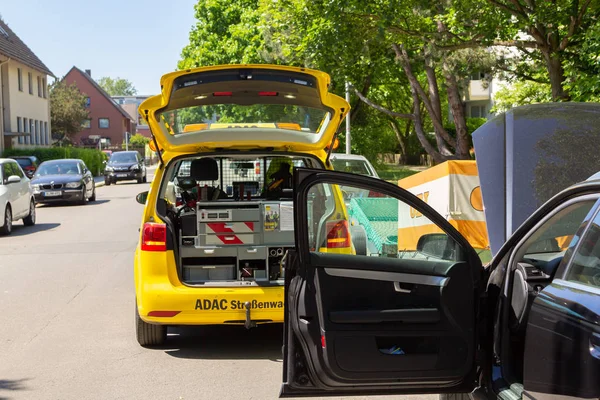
[0, 158, 36, 235]
[330, 153, 380, 178]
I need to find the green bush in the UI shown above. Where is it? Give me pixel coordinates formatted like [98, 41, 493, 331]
[2, 147, 108, 176]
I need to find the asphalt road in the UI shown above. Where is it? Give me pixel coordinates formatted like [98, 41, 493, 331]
[0, 171, 437, 400]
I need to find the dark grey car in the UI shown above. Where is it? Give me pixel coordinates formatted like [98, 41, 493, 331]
[31, 159, 96, 205]
[104, 151, 147, 185]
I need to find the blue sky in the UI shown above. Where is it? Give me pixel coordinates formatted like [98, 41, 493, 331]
[1, 0, 198, 95]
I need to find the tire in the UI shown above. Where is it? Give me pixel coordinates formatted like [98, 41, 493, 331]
[439, 394, 471, 400]
[104, 177, 111, 186]
[79, 191, 88, 206]
[89, 186, 96, 202]
[23, 200, 36, 226]
[0, 206, 12, 235]
[137, 177, 143, 184]
[351, 225, 368, 256]
[135, 304, 166, 347]
[143, 174, 147, 183]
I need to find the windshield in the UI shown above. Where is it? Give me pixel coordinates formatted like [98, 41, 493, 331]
[110, 153, 137, 163]
[14, 158, 32, 167]
[159, 104, 329, 136]
[331, 159, 374, 176]
[36, 162, 80, 176]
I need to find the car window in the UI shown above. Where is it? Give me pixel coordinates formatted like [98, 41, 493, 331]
[110, 153, 137, 163]
[15, 158, 32, 168]
[519, 200, 596, 258]
[331, 159, 373, 176]
[305, 182, 463, 262]
[565, 207, 600, 288]
[11, 162, 24, 178]
[1, 164, 9, 184]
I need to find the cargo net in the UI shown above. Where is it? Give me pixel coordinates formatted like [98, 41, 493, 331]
[176, 157, 307, 200]
[348, 198, 398, 254]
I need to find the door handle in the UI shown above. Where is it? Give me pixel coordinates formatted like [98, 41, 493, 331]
[591, 333, 600, 359]
[203, 249, 215, 254]
[223, 236, 236, 241]
[246, 248, 258, 253]
[394, 282, 412, 293]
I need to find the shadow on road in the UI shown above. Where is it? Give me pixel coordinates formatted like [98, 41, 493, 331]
[0, 378, 29, 399]
[38, 199, 110, 207]
[8, 223, 60, 236]
[160, 324, 283, 361]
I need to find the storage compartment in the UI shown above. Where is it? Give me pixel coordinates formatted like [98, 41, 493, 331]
[239, 259, 267, 280]
[182, 257, 237, 283]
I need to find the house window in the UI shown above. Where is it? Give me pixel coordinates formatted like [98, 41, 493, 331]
[44, 122, 48, 145]
[30, 119, 35, 144]
[85, 97, 91, 108]
[82, 119, 91, 129]
[23, 118, 29, 144]
[17, 68, 23, 91]
[35, 120, 39, 145]
[28, 72, 33, 95]
[470, 105, 486, 118]
[43, 78, 47, 98]
[37, 76, 42, 97]
[17, 117, 23, 144]
[99, 118, 109, 129]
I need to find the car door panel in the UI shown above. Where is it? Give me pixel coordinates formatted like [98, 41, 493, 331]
[282, 168, 483, 397]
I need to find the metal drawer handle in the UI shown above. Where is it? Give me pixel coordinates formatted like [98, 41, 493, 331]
[224, 236, 236, 241]
[246, 248, 258, 253]
[203, 249, 215, 254]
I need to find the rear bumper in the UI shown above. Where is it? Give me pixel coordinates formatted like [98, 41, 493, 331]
[34, 189, 84, 203]
[138, 284, 285, 325]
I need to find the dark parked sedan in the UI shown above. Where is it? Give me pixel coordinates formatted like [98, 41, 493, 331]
[31, 159, 96, 205]
[104, 151, 147, 185]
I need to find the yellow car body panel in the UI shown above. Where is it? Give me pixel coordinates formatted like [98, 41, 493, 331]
[135, 64, 352, 327]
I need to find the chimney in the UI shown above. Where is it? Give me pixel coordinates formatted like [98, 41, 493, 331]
[85, 69, 91, 77]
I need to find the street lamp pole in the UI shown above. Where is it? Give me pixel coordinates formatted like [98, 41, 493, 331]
[345, 80, 351, 154]
[125, 131, 129, 151]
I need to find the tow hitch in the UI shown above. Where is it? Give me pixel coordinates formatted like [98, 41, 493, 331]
[244, 301, 257, 329]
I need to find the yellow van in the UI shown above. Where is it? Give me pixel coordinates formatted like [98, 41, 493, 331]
[133, 64, 356, 346]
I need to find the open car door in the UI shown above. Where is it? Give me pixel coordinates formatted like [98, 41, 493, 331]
[281, 168, 485, 397]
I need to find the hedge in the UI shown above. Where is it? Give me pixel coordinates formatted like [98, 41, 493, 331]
[2, 147, 108, 176]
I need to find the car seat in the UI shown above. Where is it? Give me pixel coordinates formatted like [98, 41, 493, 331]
[190, 158, 227, 200]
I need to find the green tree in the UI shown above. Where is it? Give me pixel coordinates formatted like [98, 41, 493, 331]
[97, 77, 137, 96]
[129, 134, 151, 146]
[50, 80, 89, 144]
[491, 81, 553, 113]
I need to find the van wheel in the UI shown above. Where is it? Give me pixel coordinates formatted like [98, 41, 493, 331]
[23, 200, 36, 226]
[89, 186, 96, 202]
[351, 225, 368, 256]
[105, 178, 111, 186]
[135, 305, 166, 347]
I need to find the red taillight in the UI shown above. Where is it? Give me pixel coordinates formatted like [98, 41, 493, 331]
[326, 220, 351, 248]
[321, 334, 326, 348]
[255, 161, 260, 175]
[213, 91, 232, 96]
[141, 222, 167, 251]
[258, 91, 278, 96]
[148, 310, 180, 317]
[24, 166, 35, 171]
[368, 190, 385, 197]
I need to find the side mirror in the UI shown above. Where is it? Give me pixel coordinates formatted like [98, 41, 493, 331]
[7, 175, 21, 184]
[103, 160, 107, 164]
[416, 233, 459, 260]
[136, 191, 149, 205]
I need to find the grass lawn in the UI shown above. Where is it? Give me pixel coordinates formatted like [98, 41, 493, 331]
[376, 164, 419, 182]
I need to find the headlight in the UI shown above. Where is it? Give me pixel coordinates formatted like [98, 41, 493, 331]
[65, 182, 82, 189]
[105, 166, 114, 172]
[131, 165, 140, 171]
[32, 184, 40, 191]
